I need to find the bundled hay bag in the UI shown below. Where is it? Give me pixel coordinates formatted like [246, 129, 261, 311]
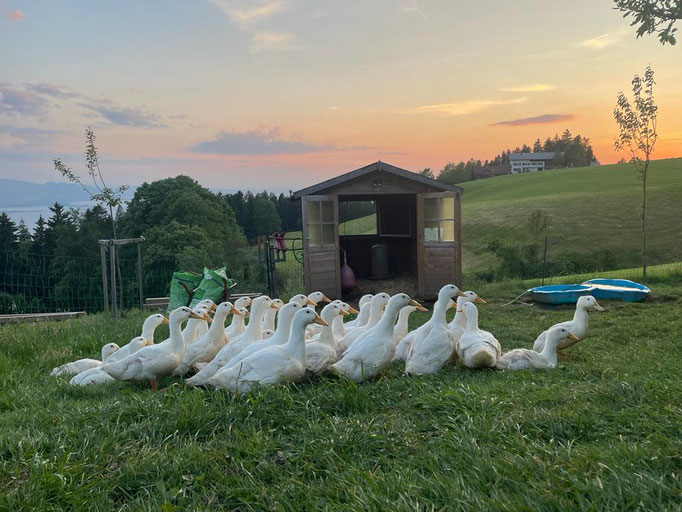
[168, 271, 203, 311]
[189, 266, 235, 308]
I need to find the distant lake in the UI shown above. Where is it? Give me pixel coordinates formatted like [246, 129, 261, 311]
[1, 201, 98, 231]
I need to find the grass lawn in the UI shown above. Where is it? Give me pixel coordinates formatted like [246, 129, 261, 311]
[2, 264, 680, 510]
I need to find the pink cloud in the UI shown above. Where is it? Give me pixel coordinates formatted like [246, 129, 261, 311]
[7, 9, 24, 21]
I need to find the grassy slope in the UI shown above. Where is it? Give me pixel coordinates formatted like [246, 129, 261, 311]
[460, 158, 682, 273]
[1, 264, 681, 510]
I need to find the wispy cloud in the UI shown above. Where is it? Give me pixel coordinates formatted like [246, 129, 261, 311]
[408, 97, 526, 116]
[579, 30, 627, 49]
[208, 0, 295, 52]
[489, 113, 576, 127]
[0, 82, 165, 128]
[7, 9, 24, 21]
[400, 0, 428, 20]
[499, 83, 554, 92]
[190, 126, 369, 155]
[0, 84, 50, 116]
[251, 31, 298, 52]
[0, 124, 60, 147]
[220, 0, 287, 24]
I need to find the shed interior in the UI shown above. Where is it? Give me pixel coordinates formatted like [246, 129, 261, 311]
[338, 194, 419, 299]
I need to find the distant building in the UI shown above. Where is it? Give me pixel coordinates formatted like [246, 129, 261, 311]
[474, 164, 511, 180]
[509, 152, 556, 173]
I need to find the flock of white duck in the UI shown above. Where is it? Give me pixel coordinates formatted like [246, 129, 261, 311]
[51, 286, 604, 394]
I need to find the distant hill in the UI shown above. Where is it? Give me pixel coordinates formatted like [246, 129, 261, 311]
[459, 157, 682, 274]
[0, 179, 109, 207]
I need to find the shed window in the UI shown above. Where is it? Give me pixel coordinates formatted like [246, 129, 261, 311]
[423, 197, 455, 242]
[307, 200, 335, 247]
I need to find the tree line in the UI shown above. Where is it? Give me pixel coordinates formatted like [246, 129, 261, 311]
[422, 129, 597, 185]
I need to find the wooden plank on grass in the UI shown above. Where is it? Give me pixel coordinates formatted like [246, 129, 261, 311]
[0, 311, 86, 324]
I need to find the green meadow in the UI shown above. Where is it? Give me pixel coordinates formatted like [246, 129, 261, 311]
[1, 264, 680, 510]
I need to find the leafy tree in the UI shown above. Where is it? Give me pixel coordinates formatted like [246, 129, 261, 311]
[53, 128, 128, 239]
[419, 168, 435, 179]
[614, 0, 681, 45]
[614, 65, 658, 278]
[533, 139, 543, 152]
[245, 197, 281, 241]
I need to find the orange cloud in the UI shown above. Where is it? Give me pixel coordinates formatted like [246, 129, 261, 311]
[7, 9, 24, 21]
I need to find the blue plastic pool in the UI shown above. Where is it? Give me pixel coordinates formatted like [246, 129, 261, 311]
[582, 278, 650, 302]
[528, 284, 596, 304]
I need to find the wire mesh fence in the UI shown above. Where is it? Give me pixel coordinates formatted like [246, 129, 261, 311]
[0, 248, 176, 315]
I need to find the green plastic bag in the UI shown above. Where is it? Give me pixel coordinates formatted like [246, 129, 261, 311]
[168, 271, 203, 311]
[189, 266, 235, 308]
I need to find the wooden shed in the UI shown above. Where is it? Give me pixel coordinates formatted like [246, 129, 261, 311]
[292, 161, 463, 300]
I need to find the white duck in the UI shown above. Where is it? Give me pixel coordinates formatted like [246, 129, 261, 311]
[305, 302, 348, 376]
[224, 302, 302, 369]
[70, 337, 151, 386]
[101, 306, 203, 390]
[331, 293, 421, 382]
[182, 304, 213, 346]
[192, 299, 217, 338]
[405, 299, 456, 375]
[262, 298, 284, 333]
[105, 314, 166, 365]
[456, 302, 501, 368]
[393, 303, 427, 347]
[305, 291, 334, 337]
[186, 296, 274, 386]
[336, 292, 391, 358]
[225, 306, 250, 338]
[208, 307, 327, 393]
[533, 295, 604, 352]
[51, 343, 120, 376]
[172, 302, 242, 376]
[394, 284, 464, 362]
[330, 301, 357, 340]
[289, 293, 317, 307]
[343, 294, 373, 330]
[497, 327, 579, 371]
[448, 291, 485, 337]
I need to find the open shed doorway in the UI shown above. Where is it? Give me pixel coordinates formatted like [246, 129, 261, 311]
[339, 194, 419, 301]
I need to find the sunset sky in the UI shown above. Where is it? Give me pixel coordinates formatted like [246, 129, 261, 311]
[1, 0, 681, 191]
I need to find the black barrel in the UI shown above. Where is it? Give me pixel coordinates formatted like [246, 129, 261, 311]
[371, 244, 390, 279]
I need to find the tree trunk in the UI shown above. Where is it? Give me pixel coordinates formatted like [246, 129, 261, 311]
[642, 159, 648, 279]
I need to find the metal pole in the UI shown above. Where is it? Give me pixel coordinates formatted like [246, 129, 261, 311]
[100, 244, 109, 311]
[109, 242, 117, 319]
[137, 242, 144, 308]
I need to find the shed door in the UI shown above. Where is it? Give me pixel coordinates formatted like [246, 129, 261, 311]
[417, 191, 462, 297]
[302, 195, 340, 298]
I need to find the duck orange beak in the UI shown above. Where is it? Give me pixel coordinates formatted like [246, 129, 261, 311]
[321, 294, 332, 303]
[593, 301, 605, 311]
[474, 297, 486, 304]
[340, 309, 350, 316]
[202, 313, 213, 324]
[270, 302, 281, 310]
[457, 290, 466, 297]
[243, 311, 250, 318]
[189, 312, 204, 320]
[230, 306, 242, 315]
[313, 314, 329, 326]
[145, 339, 154, 346]
[306, 298, 317, 306]
[408, 299, 422, 307]
[416, 304, 428, 312]
[347, 306, 360, 315]
[567, 332, 580, 342]
[448, 300, 457, 309]
[161, 316, 169, 325]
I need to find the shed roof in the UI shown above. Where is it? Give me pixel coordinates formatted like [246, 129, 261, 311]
[292, 161, 462, 199]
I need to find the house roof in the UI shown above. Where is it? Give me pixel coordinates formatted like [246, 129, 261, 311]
[292, 161, 462, 199]
[509, 152, 555, 160]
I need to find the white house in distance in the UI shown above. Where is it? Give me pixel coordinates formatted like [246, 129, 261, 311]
[509, 152, 556, 173]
